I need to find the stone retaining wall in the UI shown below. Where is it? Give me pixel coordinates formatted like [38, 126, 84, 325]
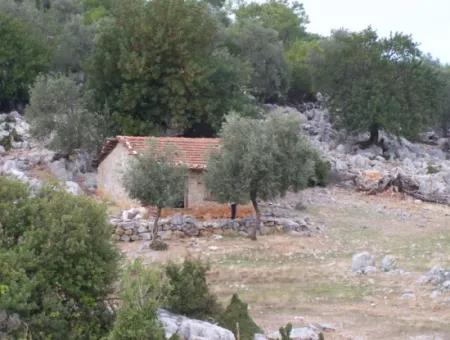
[110, 209, 315, 242]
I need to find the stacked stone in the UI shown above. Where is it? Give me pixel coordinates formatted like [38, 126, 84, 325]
[111, 209, 316, 242]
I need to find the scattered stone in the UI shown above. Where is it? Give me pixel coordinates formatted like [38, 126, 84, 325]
[268, 326, 319, 340]
[352, 252, 376, 274]
[381, 255, 397, 272]
[418, 266, 450, 291]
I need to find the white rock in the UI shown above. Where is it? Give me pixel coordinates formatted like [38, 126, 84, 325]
[157, 309, 235, 340]
[65, 181, 82, 195]
[352, 252, 376, 274]
[381, 255, 397, 272]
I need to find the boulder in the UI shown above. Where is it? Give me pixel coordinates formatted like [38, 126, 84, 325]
[352, 252, 376, 274]
[157, 309, 235, 340]
[65, 181, 82, 195]
[381, 255, 397, 272]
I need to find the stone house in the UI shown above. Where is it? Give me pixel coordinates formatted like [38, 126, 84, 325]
[96, 136, 220, 208]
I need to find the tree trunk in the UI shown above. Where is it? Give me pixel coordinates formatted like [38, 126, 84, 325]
[153, 207, 161, 241]
[369, 123, 379, 145]
[230, 203, 237, 220]
[250, 195, 259, 241]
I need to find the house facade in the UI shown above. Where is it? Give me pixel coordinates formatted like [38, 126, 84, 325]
[96, 136, 220, 208]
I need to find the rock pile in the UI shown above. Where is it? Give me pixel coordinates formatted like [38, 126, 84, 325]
[418, 267, 450, 291]
[0, 111, 97, 194]
[111, 208, 317, 242]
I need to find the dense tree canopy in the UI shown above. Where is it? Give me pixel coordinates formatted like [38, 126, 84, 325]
[88, 0, 250, 135]
[226, 20, 290, 103]
[0, 177, 119, 339]
[0, 12, 48, 111]
[235, 0, 308, 45]
[312, 28, 442, 142]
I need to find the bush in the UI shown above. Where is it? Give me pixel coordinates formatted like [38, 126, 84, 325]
[0, 179, 120, 339]
[26, 73, 106, 154]
[108, 260, 166, 340]
[165, 259, 222, 320]
[309, 155, 331, 187]
[219, 294, 261, 340]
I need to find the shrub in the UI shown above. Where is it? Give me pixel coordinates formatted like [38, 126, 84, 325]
[309, 155, 331, 187]
[108, 260, 166, 340]
[219, 294, 261, 340]
[0, 179, 120, 339]
[26, 73, 106, 154]
[165, 259, 222, 320]
[279, 323, 293, 340]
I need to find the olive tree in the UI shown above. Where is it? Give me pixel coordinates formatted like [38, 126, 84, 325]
[122, 142, 187, 248]
[205, 114, 318, 240]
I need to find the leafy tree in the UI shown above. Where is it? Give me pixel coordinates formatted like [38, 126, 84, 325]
[88, 0, 250, 135]
[205, 113, 317, 240]
[286, 39, 323, 103]
[235, 0, 308, 45]
[226, 21, 290, 103]
[0, 178, 120, 339]
[312, 28, 441, 143]
[436, 65, 450, 137]
[165, 259, 222, 320]
[0, 12, 48, 111]
[108, 260, 166, 340]
[219, 294, 261, 340]
[122, 141, 187, 248]
[26, 73, 106, 154]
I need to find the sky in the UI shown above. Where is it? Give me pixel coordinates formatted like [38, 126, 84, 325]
[300, 0, 450, 64]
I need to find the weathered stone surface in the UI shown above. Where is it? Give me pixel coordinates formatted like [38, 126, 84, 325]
[352, 252, 376, 274]
[268, 327, 319, 340]
[381, 255, 397, 272]
[157, 309, 235, 340]
[418, 266, 450, 291]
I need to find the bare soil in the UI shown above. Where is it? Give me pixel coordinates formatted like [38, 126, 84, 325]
[119, 187, 450, 340]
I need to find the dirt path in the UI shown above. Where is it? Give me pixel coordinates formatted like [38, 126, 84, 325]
[120, 187, 450, 339]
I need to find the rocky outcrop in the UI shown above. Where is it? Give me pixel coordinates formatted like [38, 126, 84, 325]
[157, 309, 235, 340]
[266, 104, 450, 205]
[111, 209, 318, 242]
[0, 111, 97, 195]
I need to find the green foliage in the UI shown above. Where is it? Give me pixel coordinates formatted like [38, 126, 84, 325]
[205, 113, 317, 204]
[0, 177, 32, 249]
[0, 12, 48, 110]
[426, 162, 440, 174]
[165, 259, 222, 320]
[235, 0, 308, 45]
[218, 294, 261, 340]
[312, 28, 441, 140]
[205, 113, 320, 239]
[286, 39, 323, 102]
[226, 21, 289, 103]
[0, 178, 120, 339]
[123, 142, 187, 209]
[88, 0, 250, 135]
[26, 73, 106, 154]
[279, 322, 293, 340]
[309, 155, 331, 187]
[108, 260, 166, 340]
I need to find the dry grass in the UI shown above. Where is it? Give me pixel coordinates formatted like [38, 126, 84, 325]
[120, 187, 450, 339]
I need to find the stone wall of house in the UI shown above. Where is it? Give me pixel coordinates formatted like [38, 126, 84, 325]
[110, 209, 317, 242]
[97, 143, 137, 207]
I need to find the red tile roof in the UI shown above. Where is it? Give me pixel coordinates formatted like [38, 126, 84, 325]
[96, 136, 220, 169]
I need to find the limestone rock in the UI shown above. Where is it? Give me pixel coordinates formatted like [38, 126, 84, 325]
[352, 252, 376, 274]
[381, 255, 397, 272]
[157, 309, 235, 340]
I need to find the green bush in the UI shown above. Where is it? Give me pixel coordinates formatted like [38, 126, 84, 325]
[108, 260, 166, 340]
[0, 178, 120, 339]
[219, 294, 262, 340]
[165, 259, 222, 320]
[279, 323, 293, 340]
[309, 155, 331, 187]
